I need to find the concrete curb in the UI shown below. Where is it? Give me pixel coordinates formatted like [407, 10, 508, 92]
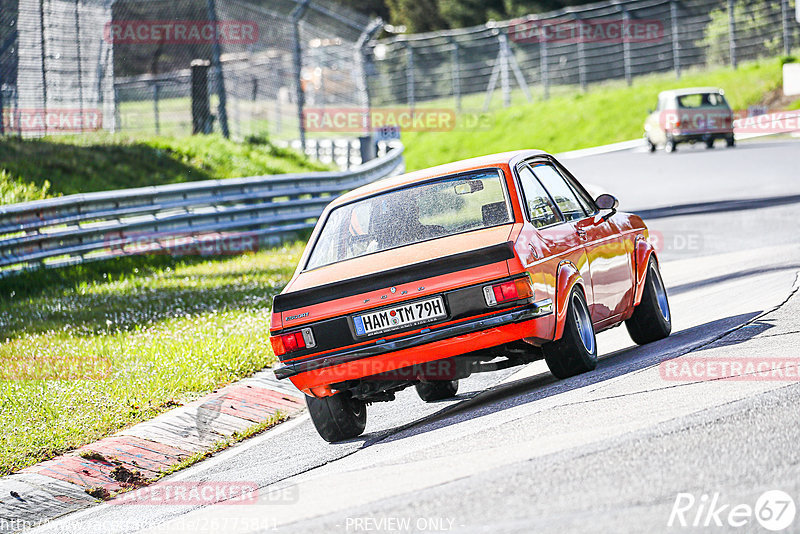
[0, 370, 305, 533]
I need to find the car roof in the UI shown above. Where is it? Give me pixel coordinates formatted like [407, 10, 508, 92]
[658, 87, 724, 97]
[333, 149, 547, 206]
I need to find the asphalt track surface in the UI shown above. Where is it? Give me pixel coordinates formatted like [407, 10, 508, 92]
[32, 137, 800, 534]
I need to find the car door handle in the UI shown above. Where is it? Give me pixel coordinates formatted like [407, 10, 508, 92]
[576, 228, 587, 239]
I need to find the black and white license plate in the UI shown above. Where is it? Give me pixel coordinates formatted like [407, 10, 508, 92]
[353, 296, 447, 337]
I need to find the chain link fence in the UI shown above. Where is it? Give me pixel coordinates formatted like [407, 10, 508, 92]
[0, 0, 797, 148]
[368, 0, 798, 109]
[0, 0, 376, 144]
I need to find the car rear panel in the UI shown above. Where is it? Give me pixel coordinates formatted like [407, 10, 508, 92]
[268, 228, 557, 391]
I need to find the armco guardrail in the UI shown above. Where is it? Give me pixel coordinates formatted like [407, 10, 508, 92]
[0, 144, 405, 276]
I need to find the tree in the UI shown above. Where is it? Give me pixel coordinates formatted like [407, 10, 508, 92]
[385, 0, 449, 33]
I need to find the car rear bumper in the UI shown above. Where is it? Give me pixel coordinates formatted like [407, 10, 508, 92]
[273, 299, 554, 384]
[672, 130, 733, 142]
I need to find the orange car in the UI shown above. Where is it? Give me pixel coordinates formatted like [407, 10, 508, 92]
[269, 150, 671, 442]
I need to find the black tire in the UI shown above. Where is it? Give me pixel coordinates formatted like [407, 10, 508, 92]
[665, 136, 677, 153]
[415, 380, 459, 402]
[543, 289, 597, 379]
[625, 258, 672, 345]
[705, 138, 715, 149]
[306, 392, 367, 443]
[646, 136, 656, 153]
[726, 135, 735, 147]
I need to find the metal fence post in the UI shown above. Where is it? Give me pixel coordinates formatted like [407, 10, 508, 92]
[0, 75, 4, 136]
[451, 41, 461, 112]
[354, 19, 383, 140]
[291, 0, 310, 152]
[153, 82, 160, 135]
[39, 0, 48, 136]
[499, 33, 510, 108]
[406, 42, 415, 109]
[781, 0, 791, 57]
[671, 0, 681, 78]
[727, 0, 737, 68]
[207, 0, 229, 138]
[74, 0, 84, 132]
[540, 32, 549, 99]
[191, 59, 211, 134]
[575, 14, 587, 91]
[622, 8, 631, 86]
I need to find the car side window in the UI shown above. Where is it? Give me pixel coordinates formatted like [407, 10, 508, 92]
[557, 166, 597, 215]
[517, 165, 561, 228]
[530, 163, 588, 222]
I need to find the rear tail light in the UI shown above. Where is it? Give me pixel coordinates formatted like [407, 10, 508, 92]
[270, 327, 316, 356]
[483, 277, 534, 307]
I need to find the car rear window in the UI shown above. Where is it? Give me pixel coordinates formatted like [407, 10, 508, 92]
[305, 170, 512, 270]
[677, 93, 728, 108]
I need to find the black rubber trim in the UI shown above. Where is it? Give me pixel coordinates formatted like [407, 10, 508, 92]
[273, 301, 552, 380]
[272, 242, 515, 313]
[272, 274, 531, 361]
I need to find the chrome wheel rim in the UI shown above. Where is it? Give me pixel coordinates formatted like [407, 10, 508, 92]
[572, 294, 595, 354]
[651, 263, 671, 322]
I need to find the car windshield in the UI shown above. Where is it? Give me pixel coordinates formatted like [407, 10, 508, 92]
[677, 93, 728, 108]
[305, 170, 512, 270]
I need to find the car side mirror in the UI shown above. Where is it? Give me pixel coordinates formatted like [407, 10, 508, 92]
[595, 193, 619, 221]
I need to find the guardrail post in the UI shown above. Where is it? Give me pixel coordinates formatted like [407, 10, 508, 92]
[727, 0, 737, 69]
[671, 0, 681, 79]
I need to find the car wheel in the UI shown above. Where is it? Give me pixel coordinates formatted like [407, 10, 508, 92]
[665, 136, 677, 153]
[543, 289, 597, 379]
[306, 392, 367, 443]
[705, 138, 715, 149]
[415, 380, 459, 402]
[726, 135, 735, 147]
[625, 257, 672, 345]
[646, 136, 656, 153]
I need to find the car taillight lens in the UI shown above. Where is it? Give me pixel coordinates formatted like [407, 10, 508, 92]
[483, 277, 534, 306]
[270, 328, 315, 357]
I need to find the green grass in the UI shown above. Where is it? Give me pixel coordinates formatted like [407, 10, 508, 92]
[0, 243, 304, 476]
[0, 133, 329, 204]
[402, 57, 789, 170]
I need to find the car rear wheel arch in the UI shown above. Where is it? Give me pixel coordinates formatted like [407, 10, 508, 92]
[554, 260, 588, 341]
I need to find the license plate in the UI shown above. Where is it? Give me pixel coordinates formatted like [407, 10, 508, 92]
[353, 296, 447, 337]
